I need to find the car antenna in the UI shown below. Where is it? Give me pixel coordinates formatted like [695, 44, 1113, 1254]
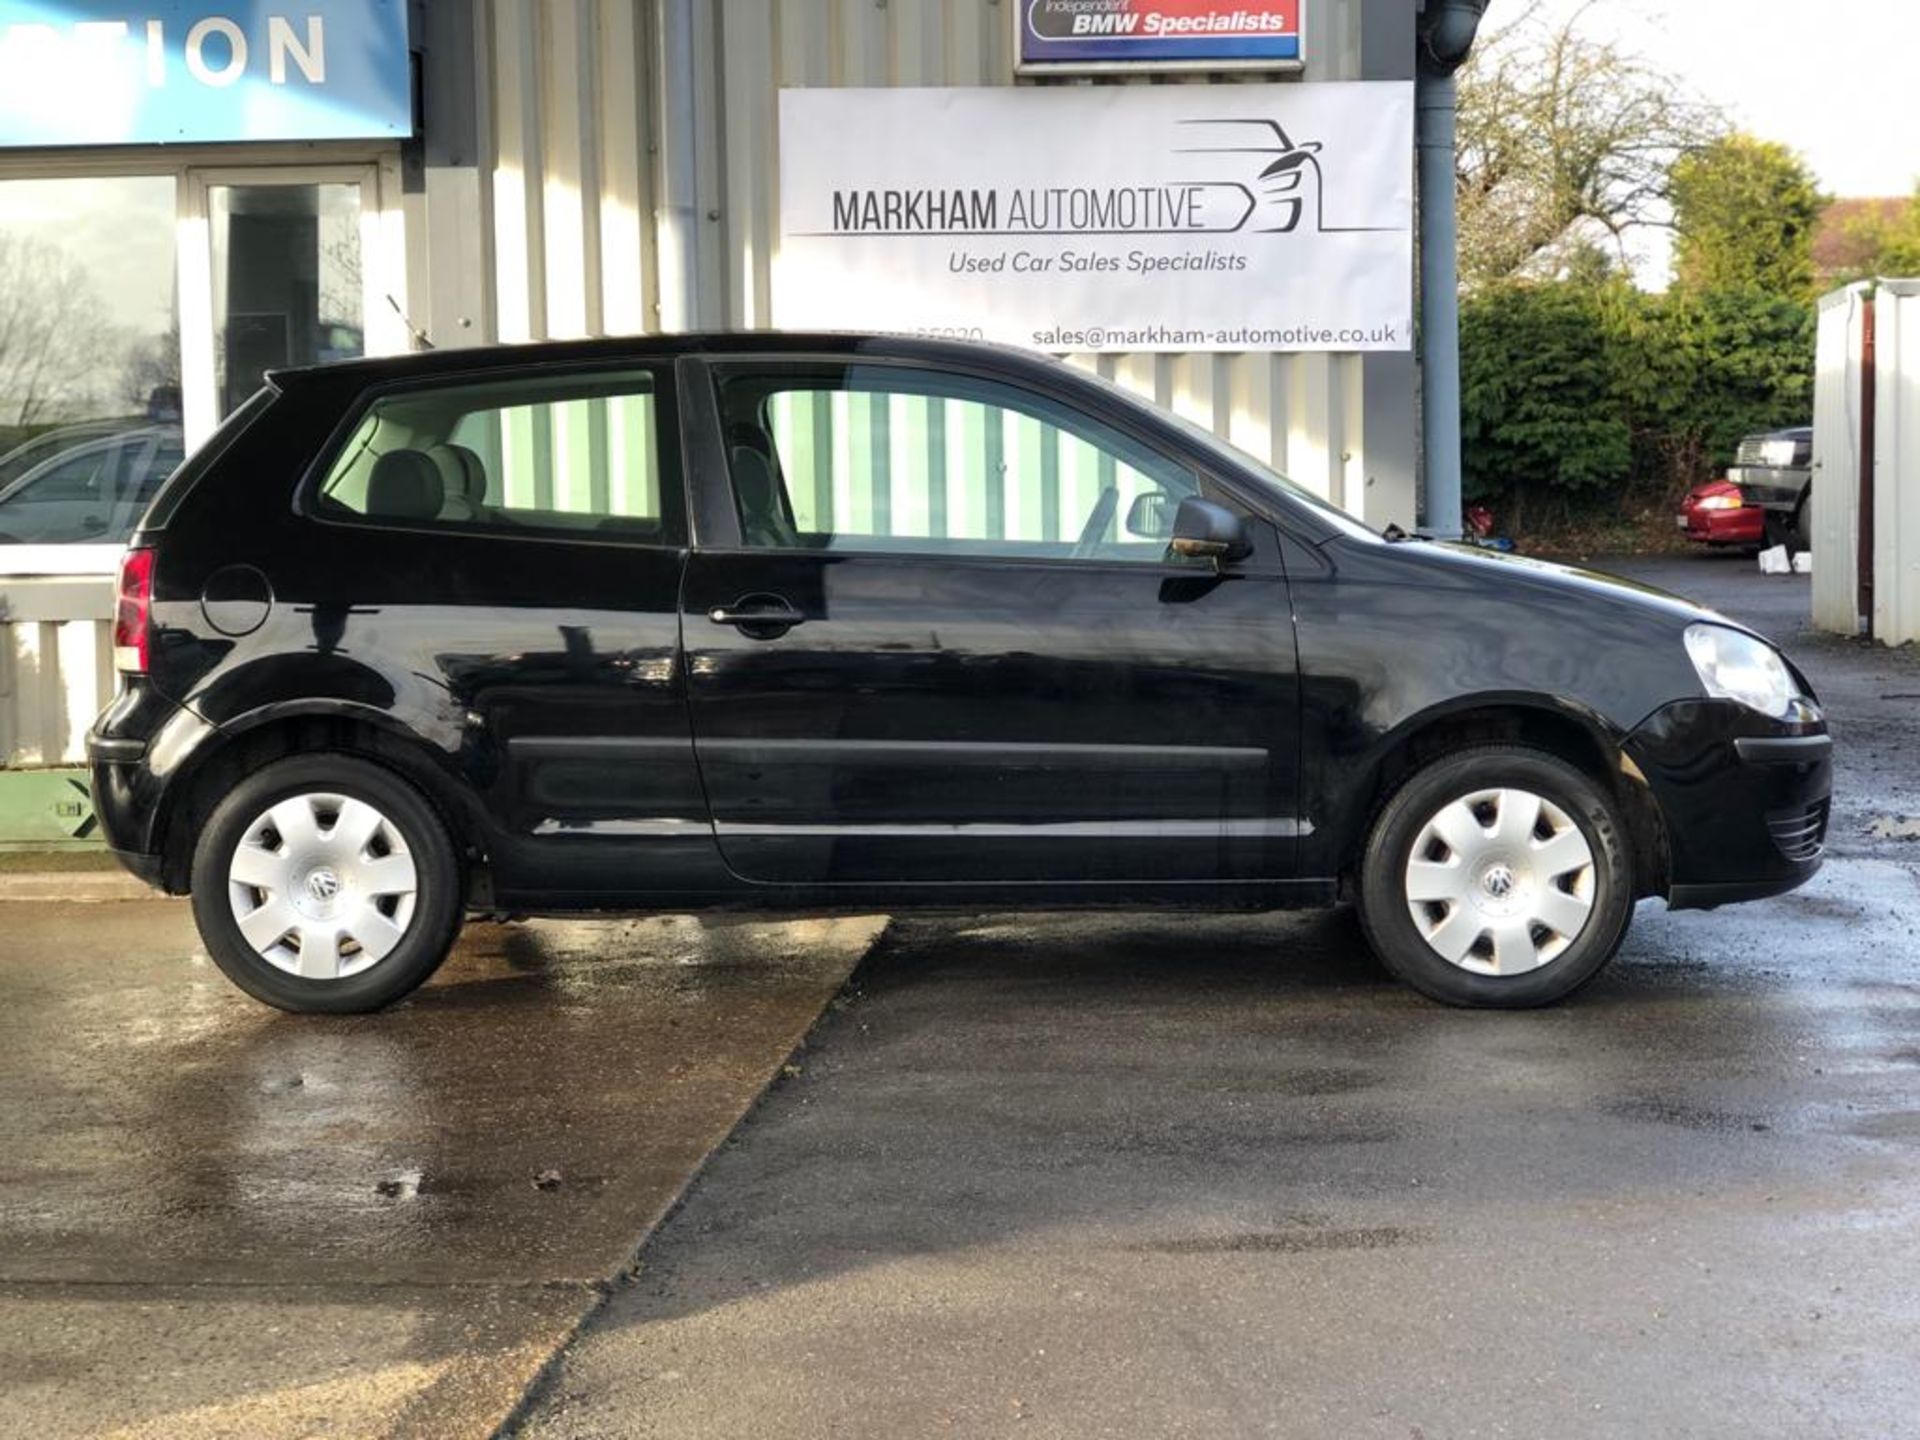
[386, 293, 436, 351]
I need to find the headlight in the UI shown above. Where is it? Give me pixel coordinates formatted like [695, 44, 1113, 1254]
[1695, 493, 1743, 511]
[1684, 623, 1801, 719]
[1760, 439, 1798, 466]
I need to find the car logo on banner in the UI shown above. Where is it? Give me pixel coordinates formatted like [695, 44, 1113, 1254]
[1175, 117, 1395, 235]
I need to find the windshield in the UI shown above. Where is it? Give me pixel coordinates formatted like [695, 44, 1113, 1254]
[1066, 364, 1380, 543]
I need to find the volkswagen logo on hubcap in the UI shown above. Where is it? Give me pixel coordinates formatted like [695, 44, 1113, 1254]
[305, 868, 342, 903]
[1482, 864, 1515, 899]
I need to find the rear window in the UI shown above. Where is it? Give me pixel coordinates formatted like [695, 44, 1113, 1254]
[138, 387, 275, 533]
[311, 368, 680, 544]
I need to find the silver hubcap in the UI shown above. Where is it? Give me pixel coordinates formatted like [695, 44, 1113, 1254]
[226, 793, 419, 980]
[1403, 787, 1596, 977]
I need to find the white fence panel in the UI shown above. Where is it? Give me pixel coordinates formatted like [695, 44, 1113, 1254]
[1811, 284, 1865, 635]
[1873, 280, 1920, 647]
[0, 572, 116, 770]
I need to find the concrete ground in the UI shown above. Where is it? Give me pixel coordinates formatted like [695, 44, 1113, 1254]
[0, 908, 885, 1437]
[514, 558, 1920, 1440]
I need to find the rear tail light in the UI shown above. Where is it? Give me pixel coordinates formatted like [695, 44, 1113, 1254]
[1690, 480, 1747, 512]
[114, 546, 155, 673]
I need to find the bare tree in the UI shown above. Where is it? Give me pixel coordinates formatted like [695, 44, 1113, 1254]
[121, 321, 183, 411]
[1456, 2, 1724, 286]
[0, 234, 123, 427]
[319, 231, 363, 332]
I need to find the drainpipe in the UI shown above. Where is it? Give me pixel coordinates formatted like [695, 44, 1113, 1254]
[1416, 0, 1488, 539]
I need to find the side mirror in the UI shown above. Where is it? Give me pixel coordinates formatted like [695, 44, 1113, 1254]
[1124, 490, 1174, 540]
[1169, 497, 1252, 565]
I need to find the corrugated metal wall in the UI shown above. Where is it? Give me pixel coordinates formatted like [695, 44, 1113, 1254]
[474, 0, 1373, 515]
[482, 0, 661, 342]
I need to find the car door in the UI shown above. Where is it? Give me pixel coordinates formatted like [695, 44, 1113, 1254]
[296, 361, 716, 901]
[678, 355, 1303, 892]
[0, 440, 114, 542]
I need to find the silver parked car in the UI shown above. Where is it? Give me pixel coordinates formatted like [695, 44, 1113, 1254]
[0, 426, 184, 544]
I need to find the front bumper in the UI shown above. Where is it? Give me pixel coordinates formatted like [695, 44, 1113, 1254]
[1679, 505, 1764, 545]
[1626, 699, 1831, 909]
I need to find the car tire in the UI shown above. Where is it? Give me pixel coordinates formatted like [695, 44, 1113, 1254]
[1357, 744, 1635, 1008]
[188, 754, 464, 1014]
[1764, 507, 1803, 552]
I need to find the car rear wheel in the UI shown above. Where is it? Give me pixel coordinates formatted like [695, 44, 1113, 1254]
[1357, 744, 1634, 1008]
[189, 754, 464, 1013]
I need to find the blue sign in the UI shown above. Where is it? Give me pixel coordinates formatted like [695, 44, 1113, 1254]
[0, 2, 411, 146]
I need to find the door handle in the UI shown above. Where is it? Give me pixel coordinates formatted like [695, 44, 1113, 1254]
[708, 597, 807, 630]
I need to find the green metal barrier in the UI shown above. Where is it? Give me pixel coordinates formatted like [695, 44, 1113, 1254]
[0, 768, 100, 851]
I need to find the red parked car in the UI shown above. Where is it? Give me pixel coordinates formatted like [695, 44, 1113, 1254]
[1678, 478, 1764, 548]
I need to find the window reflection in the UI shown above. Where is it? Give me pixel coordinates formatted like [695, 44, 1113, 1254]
[210, 182, 362, 418]
[0, 175, 178, 545]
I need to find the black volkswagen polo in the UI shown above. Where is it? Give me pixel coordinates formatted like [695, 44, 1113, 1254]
[88, 335, 1830, 1014]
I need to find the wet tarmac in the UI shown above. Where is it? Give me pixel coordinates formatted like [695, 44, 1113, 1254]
[513, 559, 1920, 1439]
[512, 882, 1920, 1439]
[0, 909, 884, 1437]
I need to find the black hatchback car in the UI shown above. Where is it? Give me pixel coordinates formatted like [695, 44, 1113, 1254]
[89, 335, 1831, 1014]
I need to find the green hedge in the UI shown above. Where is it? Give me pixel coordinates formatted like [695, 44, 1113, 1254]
[1459, 280, 1813, 530]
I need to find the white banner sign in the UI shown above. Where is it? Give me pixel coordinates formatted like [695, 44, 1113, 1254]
[775, 82, 1413, 353]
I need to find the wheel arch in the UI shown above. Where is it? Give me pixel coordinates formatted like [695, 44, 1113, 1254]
[154, 703, 492, 895]
[1333, 695, 1669, 900]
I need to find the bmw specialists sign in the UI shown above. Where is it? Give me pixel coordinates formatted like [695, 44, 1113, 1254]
[776, 84, 1413, 354]
[1017, 0, 1302, 73]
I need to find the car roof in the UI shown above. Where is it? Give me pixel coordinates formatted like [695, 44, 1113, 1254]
[0, 426, 182, 502]
[0, 417, 138, 467]
[266, 332, 1066, 391]
[20, 424, 177, 457]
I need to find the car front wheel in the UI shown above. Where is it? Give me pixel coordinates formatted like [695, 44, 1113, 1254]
[1357, 744, 1635, 1008]
[188, 754, 464, 1013]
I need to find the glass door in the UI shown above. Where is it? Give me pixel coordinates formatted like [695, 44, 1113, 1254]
[180, 165, 396, 448]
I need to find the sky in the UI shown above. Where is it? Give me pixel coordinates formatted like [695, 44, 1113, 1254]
[1525, 0, 1920, 284]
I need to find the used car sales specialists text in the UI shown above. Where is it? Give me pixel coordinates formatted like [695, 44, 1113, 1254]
[950, 248, 1247, 274]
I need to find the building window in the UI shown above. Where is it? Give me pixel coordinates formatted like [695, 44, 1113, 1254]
[209, 181, 365, 419]
[0, 176, 179, 545]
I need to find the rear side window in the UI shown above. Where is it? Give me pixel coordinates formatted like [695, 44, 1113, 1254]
[314, 368, 680, 544]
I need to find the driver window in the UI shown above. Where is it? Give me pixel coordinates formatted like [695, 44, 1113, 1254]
[717, 363, 1200, 563]
[20, 447, 114, 504]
